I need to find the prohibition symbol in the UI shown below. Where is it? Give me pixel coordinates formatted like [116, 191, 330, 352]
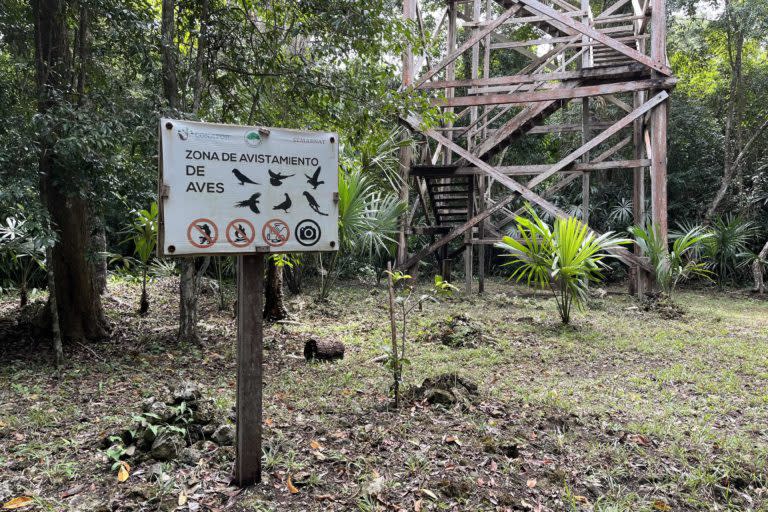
[262, 218, 290, 247]
[295, 219, 321, 247]
[187, 218, 218, 249]
[226, 219, 256, 248]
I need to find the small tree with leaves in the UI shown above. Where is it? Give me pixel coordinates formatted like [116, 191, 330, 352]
[385, 264, 458, 408]
[121, 203, 159, 316]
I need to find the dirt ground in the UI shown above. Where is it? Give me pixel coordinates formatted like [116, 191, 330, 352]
[1, 275, 767, 511]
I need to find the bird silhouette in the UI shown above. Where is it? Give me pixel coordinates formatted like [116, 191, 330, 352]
[305, 166, 324, 190]
[302, 191, 328, 216]
[268, 169, 295, 186]
[273, 193, 292, 213]
[234, 192, 261, 214]
[232, 168, 259, 186]
[196, 223, 213, 244]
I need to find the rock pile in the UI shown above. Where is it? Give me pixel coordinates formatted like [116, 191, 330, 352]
[406, 373, 479, 410]
[419, 314, 484, 348]
[103, 381, 233, 467]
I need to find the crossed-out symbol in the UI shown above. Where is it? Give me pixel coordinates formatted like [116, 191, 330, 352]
[226, 219, 256, 248]
[186, 218, 218, 249]
[261, 218, 290, 247]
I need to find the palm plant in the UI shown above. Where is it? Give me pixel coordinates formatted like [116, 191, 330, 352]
[628, 223, 713, 296]
[319, 168, 405, 299]
[701, 214, 757, 285]
[0, 213, 55, 307]
[121, 202, 158, 315]
[496, 205, 629, 324]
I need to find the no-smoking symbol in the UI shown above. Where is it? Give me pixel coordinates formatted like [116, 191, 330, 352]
[187, 218, 218, 249]
[262, 218, 290, 247]
[226, 219, 256, 248]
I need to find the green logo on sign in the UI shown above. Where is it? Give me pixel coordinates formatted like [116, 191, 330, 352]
[245, 130, 262, 147]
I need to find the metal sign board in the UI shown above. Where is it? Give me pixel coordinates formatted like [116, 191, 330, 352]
[158, 118, 339, 255]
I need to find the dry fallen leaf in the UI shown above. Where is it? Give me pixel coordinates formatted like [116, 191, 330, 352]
[264, 418, 274, 427]
[414, 498, 423, 511]
[526, 478, 537, 488]
[286, 475, 299, 494]
[117, 462, 130, 483]
[420, 489, 438, 500]
[2, 497, 33, 510]
[310, 439, 322, 450]
[653, 500, 671, 511]
[178, 489, 188, 506]
[443, 435, 461, 446]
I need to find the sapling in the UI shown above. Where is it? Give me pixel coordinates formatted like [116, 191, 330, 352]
[384, 263, 457, 407]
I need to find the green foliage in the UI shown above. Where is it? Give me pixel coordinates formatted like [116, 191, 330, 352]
[701, 214, 758, 284]
[120, 202, 158, 315]
[0, 208, 56, 305]
[497, 205, 629, 324]
[320, 168, 405, 299]
[628, 223, 714, 296]
[383, 270, 450, 406]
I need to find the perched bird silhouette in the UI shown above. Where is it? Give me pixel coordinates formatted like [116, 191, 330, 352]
[268, 169, 295, 186]
[305, 166, 324, 190]
[302, 191, 328, 216]
[273, 193, 292, 213]
[232, 168, 259, 186]
[196, 223, 213, 244]
[234, 192, 261, 214]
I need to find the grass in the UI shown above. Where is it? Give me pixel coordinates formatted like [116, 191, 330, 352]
[0, 276, 767, 511]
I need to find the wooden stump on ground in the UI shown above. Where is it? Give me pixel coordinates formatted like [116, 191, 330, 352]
[304, 339, 344, 362]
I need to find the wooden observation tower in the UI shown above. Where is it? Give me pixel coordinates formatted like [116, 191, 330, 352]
[396, 0, 674, 294]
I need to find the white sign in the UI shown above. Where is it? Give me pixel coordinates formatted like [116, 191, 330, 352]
[158, 119, 339, 255]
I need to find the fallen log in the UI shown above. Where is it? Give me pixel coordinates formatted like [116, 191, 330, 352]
[303, 339, 345, 362]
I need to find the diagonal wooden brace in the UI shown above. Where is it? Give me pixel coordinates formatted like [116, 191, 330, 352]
[399, 93, 670, 271]
[413, 4, 524, 89]
[516, 0, 672, 75]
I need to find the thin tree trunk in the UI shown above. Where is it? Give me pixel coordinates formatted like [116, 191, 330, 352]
[161, 0, 178, 110]
[46, 247, 63, 369]
[752, 238, 768, 294]
[177, 257, 210, 342]
[191, 0, 209, 112]
[89, 209, 108, 295]
[263, 259, 288, 321]
[705, 9, 743, 220]
[386, 262, 400, 408]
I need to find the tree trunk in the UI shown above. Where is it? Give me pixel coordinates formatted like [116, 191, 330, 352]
[263, 259, 288, 321]
[34, 0, 109, 341]
[161, 0, 178, 110]
[705, 7, 743, 220]
[284, 263, 302, 295]
[177, 257, 209, 342]
[752, 238, 768, 294]
[46, 247, 64, 369]
[89, 210, 108, 295]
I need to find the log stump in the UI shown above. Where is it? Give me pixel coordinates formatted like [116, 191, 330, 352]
[304, 339, 344, 362]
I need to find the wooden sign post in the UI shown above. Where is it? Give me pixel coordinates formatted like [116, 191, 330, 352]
[158, 119, 339, 486]
[235, 253, 265, 485]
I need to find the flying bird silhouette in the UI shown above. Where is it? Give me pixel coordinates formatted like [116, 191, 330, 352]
[273, 193, 292, 213]
[232, 168, 259, 186]
[234, 192, 261, 214]
[196, 223, 213, 244]
[302, 191, 328, 216]
[305, 166, 324, 190]
[268, 169, 295, 186]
